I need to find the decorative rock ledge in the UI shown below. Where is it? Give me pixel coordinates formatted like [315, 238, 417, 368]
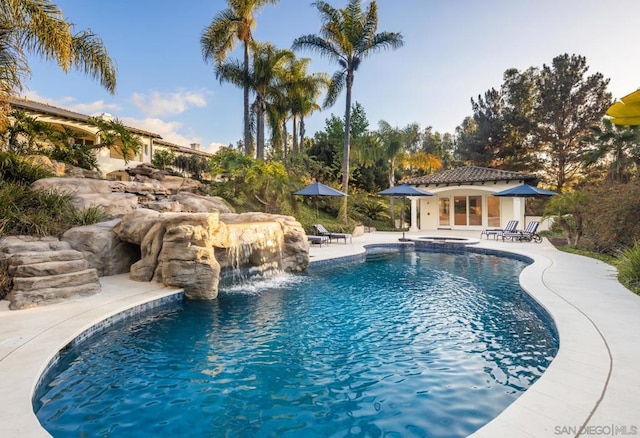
[0, 236, 101, 310]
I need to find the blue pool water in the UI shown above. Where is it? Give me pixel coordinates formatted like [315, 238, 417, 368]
[34, 250, 558, 437]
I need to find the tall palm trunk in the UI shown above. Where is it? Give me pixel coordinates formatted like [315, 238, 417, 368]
[389, 158, 396, 225]
[341, 69, 354, 224]
[243, 41, 251, 156]
[292, 114, 299, 155]
[299, 117, 306, 152]
[255, 95, 266, 159]
[282, 119, 288, 160]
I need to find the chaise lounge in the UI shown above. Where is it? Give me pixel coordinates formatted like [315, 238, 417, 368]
[313, 224, 352, 244]
[480, 220, 519, 240]
[501, 221, 542, 243]
[307, 235, 329, 246]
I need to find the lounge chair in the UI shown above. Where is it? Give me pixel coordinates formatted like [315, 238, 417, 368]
[313, 224, 352, 244]
[480, 220, 518, 240]
[307, 235, 329, 246]
[501, 221, 542, 243]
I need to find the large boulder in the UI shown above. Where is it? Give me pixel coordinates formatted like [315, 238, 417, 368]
[62, 219, 140, 276]
[30, 177, 112, 194]
[145, 192, 233, 214]
[30, 177, 138, 219]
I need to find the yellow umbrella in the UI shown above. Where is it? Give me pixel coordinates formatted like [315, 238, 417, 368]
[606, 89, 640, 125]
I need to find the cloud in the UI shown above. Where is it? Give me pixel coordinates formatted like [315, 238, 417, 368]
[22, 90, 121, 115]
[121, 116, 198, 147]
[131, 89, 210, 117]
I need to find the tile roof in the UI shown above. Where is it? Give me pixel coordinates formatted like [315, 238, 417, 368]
[154, 139, 212, 157]
[402, 166, 538, 186]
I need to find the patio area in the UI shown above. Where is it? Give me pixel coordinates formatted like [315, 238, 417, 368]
[1, 230, 639, 437]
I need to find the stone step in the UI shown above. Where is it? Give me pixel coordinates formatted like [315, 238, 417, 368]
[0, 237, 71, 254]
[9, 259, 88, 277]
[11, 269, 99, 292]
[9, 282, 102, 310]
[7, 250, 85, 266]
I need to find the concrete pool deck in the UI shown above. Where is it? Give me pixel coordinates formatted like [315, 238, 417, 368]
[1, 230, 639, 437]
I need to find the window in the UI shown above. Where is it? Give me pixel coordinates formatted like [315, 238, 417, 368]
[488, 197, 500, 227]
[439, 198, 450, 226]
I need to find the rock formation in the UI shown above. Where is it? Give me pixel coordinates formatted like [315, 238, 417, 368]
[0, 165, 310, 309]
[0, 236, 101, 310]
[113, 210, 309, 300]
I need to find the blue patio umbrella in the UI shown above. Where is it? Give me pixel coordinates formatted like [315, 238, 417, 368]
[294, 182, 347, 218]
[294, 182, 347, 197]
[378, 184, 434, 238]
[493, 184, 557, 197]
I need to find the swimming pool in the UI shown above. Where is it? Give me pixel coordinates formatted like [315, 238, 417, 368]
[34, 249, 558, 437]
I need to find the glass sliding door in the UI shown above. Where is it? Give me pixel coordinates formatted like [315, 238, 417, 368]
[453, 195, 484, 227]
[439, 198, 450, 226]
[469, 196, 482, 226]
[487, 196, 500, 227]
[454, 196, 467, 225]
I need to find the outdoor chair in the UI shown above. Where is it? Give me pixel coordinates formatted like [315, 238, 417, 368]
[307, 235, 329, 247]
[480, 220, 518, 240]
[501, 221, 542, 243]
[313, 224, 352, 244]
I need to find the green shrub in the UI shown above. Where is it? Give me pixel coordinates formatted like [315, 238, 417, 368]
[73, 205, 108, 225]
[0, 152, 54, 184]
[580, 182, 640, 254]
[617, 241, 640, 294]
[0, 182, 98, 237]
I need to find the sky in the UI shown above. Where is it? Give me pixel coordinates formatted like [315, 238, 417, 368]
[22, 0, 640, 154]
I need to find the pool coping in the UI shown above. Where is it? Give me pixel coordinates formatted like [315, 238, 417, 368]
[1, 231, 639, 437]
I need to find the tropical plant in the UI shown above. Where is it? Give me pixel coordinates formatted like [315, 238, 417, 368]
[151, 149, 176, 170]
[0, 181, 102, 237]
[86, 116, 142, 164]
[617, 241, 640, 293]
[201, 0, 279, 155]
[543, 191, 586, 246]
[0, 151, 54, 184]
[46, 126, 99, 170]
[293, 0, 403, 223]
[244, 159, 293, 212]
[0, 110, 53, 154]
[0, 0, 116, 128]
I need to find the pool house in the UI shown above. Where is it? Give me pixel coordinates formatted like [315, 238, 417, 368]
[402, 166, 539, 231]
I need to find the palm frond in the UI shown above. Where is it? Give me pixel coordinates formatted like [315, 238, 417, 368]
[323, 69, 345, 108]
[70, 30, 117, 94]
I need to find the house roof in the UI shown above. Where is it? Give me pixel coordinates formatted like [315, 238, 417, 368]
[9, 97, 162, 139]
[402, 166, 538, 187]
[154, 139, 212, 158]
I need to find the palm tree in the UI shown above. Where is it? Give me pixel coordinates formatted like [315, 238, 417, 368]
[280, 57, 328, 155]
[293, 0, 403, 223]
[0, 0, 116, 128]
[266, 57, 327, 159]
[216, 42, 293, 159]
[201, 0, 279, 156]
[583, 118, 640, 183]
